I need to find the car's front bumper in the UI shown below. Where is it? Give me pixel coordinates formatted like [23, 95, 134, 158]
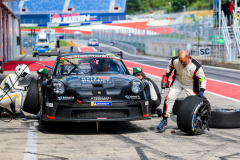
[88, 43, 99, 46]
[42, 101, 150, 122]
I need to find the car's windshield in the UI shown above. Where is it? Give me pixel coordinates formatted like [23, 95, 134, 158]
[36, 45, 49, 48]
[38, 39, 48, 42]
[90, 39, 97, 42]
[55, 56, 128, 75]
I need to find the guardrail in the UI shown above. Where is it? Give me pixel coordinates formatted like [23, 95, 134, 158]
[98, 39, 137, 55]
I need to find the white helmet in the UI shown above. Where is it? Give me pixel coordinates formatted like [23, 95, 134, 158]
[15, 64, 31, 79]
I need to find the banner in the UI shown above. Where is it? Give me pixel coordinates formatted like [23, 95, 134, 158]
[51, 13, 100, 23]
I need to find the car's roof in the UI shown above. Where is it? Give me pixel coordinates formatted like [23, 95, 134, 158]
[62, 52, 119, 57]
[36, 43, 49, 46]
[89, 39, 98, 40]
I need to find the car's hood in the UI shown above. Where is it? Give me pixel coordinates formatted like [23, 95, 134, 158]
[35, 48, 49, 52]
[59, 74, 137, 90]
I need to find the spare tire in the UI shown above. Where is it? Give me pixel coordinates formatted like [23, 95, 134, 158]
[172, 98, 184, 115]
[22, 79, 40, 114]
[177, 96, 211, 135]
[210, 109, 240, 128]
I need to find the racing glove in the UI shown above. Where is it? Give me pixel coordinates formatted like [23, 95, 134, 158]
[197, 91, 205, 98]
[24, 85, 29, 91]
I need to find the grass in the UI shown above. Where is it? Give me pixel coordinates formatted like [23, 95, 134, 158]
[184, 10, 213, 19]
[59, 40, 81, 47]
[60, 40, 70, 47]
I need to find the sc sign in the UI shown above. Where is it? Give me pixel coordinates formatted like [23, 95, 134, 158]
[199, 47, 211, 56]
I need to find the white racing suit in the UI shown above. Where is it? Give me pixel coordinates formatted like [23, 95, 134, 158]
[0, 73, 25, 114]
[142, 78, 160, 113]
[163, 56, 206, 118]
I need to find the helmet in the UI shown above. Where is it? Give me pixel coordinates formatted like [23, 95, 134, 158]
[15, 64, 31, 79]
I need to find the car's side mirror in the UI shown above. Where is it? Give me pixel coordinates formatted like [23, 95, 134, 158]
[37, 68, 48, 78]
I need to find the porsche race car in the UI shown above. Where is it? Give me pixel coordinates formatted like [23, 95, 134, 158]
[88, 39, 99, 46]
[23, 52, 151, 125]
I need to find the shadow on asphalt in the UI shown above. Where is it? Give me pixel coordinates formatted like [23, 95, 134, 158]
[36, 121, 148, 135]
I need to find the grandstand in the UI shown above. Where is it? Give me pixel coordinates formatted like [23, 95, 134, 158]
[11, 0, 126, 14]
[11, 0, 126, 24]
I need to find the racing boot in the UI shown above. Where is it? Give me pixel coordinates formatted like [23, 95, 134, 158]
[157, 119, 167, 131]
[15, 112, 26, 119]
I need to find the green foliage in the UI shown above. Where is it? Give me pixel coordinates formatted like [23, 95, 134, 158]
[126, 0, 141, 14]
[126, 0, 213, 14]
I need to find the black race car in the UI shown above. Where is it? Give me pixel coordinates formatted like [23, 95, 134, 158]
[23, 52, 151, 125]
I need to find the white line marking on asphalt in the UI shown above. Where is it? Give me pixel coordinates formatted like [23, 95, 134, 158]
[78, 47, 81, 52]
[23, 121, 38, 160]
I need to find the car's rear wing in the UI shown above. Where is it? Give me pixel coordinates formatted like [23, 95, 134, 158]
[111, 51, 123, 59]
[37, 52, 65, 60]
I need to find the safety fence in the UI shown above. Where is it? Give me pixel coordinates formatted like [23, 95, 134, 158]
[91, 22, 235, 62]
[64, 33, 137, 54]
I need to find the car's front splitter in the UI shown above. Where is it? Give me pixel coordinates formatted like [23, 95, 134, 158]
[42, 106, 151, 122]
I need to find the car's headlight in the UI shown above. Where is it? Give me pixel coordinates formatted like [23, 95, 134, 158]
[52, 81, 65, 94]
[131, 80, 143, 93]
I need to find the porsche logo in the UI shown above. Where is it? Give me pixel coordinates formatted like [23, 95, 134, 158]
[98, 91, 101, 94]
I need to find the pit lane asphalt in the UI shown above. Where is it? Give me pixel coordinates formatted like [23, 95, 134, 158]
[0, 41, 240, 160]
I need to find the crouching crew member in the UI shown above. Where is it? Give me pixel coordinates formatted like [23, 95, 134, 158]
[0, 64, 31, 119]
[157, 51, 206, 131]
[133, 67, 161, 114]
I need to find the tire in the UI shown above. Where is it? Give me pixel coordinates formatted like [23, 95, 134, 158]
[38, 87, 48, 125]
[177, 96, 211, 135]
[209, 109, 240, 128]
[156, 108, 162, 117]
[22, 79, 40, 114]
[172, 98, 185, 115]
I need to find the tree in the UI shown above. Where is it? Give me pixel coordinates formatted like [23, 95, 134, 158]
[126, 0, 141, 14]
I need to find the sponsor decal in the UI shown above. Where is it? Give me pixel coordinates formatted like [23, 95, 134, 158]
[91, 102, 112, 106]
[57, 96, 74, 101]
[62, 96, 74, 100]
[125, 95, 130, 99]
[125, 95, 141, 100]
[137, 67, 142, 71]
[191, 101, 204, 131]
[192, 113, 195, 131]
[79, 77, 112, 84]
[57, 96, 62, 101]
[90, 97, 111, 101]
[51, 13, 100, 23]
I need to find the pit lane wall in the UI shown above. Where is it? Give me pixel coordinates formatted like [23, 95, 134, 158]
[145, 41, 240, 69]
[0, 2, 21, 63]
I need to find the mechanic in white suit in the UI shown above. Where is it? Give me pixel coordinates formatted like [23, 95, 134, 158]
[0, 64, 31, 118]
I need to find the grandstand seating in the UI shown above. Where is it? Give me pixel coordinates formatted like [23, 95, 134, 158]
[23, 0, 65, 12]
[69, 0, 110, 12]
[114, 0, 126, 10]
[10, 0, 126, 13]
